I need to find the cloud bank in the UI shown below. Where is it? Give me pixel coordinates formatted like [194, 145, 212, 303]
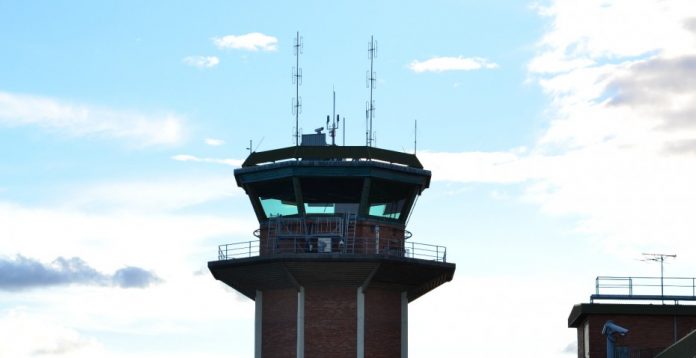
[0, 255, 161, 290]
[212, 32, 278, 52]
[422, 1, 696, 258]
[408, 56, 498, 73]
[183, 56, 220, 68]
[0, 91, 185, 146]
[172, 154, 243, 167]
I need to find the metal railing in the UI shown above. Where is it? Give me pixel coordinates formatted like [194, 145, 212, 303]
[591, 276, 696, 302]
[218, 240, 260, 260]
[217, 237, 447, 262]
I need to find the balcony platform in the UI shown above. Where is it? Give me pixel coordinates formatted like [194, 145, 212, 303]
[208, 253, 455, 302]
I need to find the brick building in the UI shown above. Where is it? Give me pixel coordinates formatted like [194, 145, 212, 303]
[568, 276, 696, 357]
[209, 133, 455, 357]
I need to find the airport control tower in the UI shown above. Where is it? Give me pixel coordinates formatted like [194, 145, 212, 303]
[208, 130, 455, 358]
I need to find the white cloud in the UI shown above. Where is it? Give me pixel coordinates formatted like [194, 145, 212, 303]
[408, 56, 498, 73]
[182, 56, 220, 68]
[172, 154, 244, 167]
[529, 0, 696, 74]
[212, 32, 278, 52]
[0, 92, 185, 146]
[0, 310, 105, 358]
[425, 0, 696, 260]
[65, 176, 240, 212]
[205, 138, 224, 146]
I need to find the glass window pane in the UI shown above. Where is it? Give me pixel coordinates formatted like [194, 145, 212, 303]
[368, 179, 412, 220]
[368, 200, 404, 219]
[301, 177, 361, 215]
[252, 178, 298, 218]
[260, 198, 298, 217]
[304, 203, 335, 214]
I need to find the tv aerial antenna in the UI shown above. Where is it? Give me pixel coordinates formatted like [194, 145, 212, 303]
[366, 35, 377, 147]
[246, 137, 265, 155]
[641, 252, 676, 300]
[327, 87, 341, 146]
[292, 31, 303, 146]
[414, 119, 418, 154]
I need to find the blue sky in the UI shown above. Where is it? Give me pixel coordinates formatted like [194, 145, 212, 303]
[3, 0, 696, 357]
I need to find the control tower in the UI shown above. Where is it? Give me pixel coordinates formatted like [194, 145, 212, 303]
[209, 131, 455, 358]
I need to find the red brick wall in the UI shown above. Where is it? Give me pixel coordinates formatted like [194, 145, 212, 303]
[365, 289, 402, 358]
[579, 314, 696, 357]
[304, 287, 357, 358]
[262, 288, 297, 357]
[354, 221, 405, 255]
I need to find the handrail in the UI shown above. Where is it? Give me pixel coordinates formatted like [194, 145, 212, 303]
[217, 237, 447, 262]
[591, 276, 696, 302]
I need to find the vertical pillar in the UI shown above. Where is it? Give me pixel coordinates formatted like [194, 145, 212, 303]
[297, 286, 305, 358]
[357, 287, 365, 358]
[255, 290, 263, 358]
[401, 292, 408, 358]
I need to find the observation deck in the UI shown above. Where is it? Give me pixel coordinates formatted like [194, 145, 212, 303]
[208, 141, 455, 302]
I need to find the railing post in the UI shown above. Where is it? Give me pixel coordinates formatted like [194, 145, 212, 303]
[249, 241, 252, 258]
[596, 277, 599, 295]
[629, 277, 632, 296]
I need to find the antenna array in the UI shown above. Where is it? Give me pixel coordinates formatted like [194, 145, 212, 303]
[366, 36, 377, 147]
[292, 31, 303, 146]
[641, 252, 677, 301]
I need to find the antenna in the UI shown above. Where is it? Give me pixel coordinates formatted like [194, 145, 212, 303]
[292, 31, 304, 146]
[366, 35, 377, 147]
[254, 137, 265, 152]
[246, 137, 265, 155]
[641, 253, 677, 301]
[414, 119, 417, 154]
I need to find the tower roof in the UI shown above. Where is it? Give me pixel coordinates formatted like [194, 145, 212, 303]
[241, 145, 425, 169]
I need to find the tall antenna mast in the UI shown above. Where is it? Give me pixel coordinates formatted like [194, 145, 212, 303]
[414, 119, 417, 154]
[642, 252, 677, 301]
[366, 35, 377, 147]
[326, 87, 340, 146]
[292, 31, 303, 146]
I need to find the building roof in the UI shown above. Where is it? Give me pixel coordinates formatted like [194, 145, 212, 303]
[568, 303, 696, 327]
[241, 145, 424, 169]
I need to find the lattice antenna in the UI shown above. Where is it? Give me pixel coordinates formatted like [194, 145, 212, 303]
[641, 252, 677, 300]
[329, 88, 341, 146]
[366, 35, 377, 147]
[292, 31, 304, 146]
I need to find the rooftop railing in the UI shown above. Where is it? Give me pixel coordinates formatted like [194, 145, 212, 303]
[217, 238, 448, 262]
[591, 276, 696, 303]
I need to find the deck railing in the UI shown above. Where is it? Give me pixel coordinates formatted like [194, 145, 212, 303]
[217, 237, 447, 262]
[591, 276, 696, 303]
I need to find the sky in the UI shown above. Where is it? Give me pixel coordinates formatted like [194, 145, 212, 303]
[2, 0, 696, 356]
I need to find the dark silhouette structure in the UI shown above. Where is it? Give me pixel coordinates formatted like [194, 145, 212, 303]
[209, 132, 455, 357]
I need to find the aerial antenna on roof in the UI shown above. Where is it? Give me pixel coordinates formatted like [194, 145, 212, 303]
[414, 119, 418, 155]
[246, 137, 265, 155]
[328, 87, 340, 146]
[366, 35, 377, 147]
[641, 252, 676, 302]
[292, 31, 303, 146]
